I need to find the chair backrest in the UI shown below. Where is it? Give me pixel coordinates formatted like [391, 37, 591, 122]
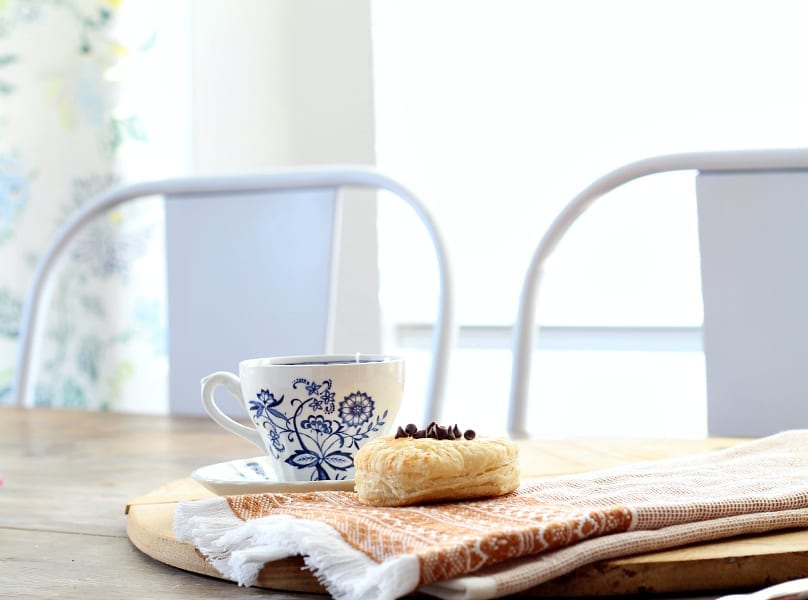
[508, 148, 808, 439]
[163, 186, 338, 414]
[697, 169, 808, 436]
[14, 166, 454, 424]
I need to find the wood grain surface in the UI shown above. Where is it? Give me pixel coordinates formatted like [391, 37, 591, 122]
[0, 407, 323, 599]
[5, 406, 808, 599]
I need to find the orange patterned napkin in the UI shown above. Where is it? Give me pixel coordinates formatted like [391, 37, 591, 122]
[175, 431, 808, 600]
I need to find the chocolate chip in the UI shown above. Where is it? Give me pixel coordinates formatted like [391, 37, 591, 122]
[396, 422, 477, 441]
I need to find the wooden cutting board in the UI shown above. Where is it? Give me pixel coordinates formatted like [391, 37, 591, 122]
[126, 438, 808, 597]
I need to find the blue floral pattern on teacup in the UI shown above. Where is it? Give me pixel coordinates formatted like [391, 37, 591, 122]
[248, 378, 388, 481]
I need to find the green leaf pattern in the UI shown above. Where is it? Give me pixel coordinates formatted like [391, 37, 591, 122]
[0, 0, 166, 411]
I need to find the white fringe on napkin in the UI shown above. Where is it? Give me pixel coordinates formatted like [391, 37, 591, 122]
[174, 497, 420, 600]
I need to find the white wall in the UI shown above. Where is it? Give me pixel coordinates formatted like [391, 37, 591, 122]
[188, 0, 381, 355]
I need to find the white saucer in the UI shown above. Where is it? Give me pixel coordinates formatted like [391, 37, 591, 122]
[191, 456, 356, 496]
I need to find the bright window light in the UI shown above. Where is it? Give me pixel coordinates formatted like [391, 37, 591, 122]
[372, 0, 808, 437]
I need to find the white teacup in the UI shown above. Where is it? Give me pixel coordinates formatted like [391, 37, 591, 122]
[201, 354, 404, 482]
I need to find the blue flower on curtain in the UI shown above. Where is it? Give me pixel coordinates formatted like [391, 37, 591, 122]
[0, 154, 28, 244]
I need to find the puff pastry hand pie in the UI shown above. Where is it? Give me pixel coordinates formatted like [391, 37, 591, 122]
[354, 429, 519, 506]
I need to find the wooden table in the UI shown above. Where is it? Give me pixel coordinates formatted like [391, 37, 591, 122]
[3, 407, 807, 598]
[0, 407, 318, 598]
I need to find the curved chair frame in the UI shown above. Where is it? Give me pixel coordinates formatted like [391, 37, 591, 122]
[508, 148, 808, 439]
[15, 165, 454, 424]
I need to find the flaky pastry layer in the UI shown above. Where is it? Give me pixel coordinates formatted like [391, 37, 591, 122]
[354, 436, 520, 506]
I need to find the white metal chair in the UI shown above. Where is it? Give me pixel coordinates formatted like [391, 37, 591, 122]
[14, 165, 454, 423]
[508, 148, 808, 439]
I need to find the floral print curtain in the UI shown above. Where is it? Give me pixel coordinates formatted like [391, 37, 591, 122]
[0, 0, 168, 411]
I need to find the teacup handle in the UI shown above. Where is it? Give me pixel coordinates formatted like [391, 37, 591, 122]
[201, 372, 265, 451]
